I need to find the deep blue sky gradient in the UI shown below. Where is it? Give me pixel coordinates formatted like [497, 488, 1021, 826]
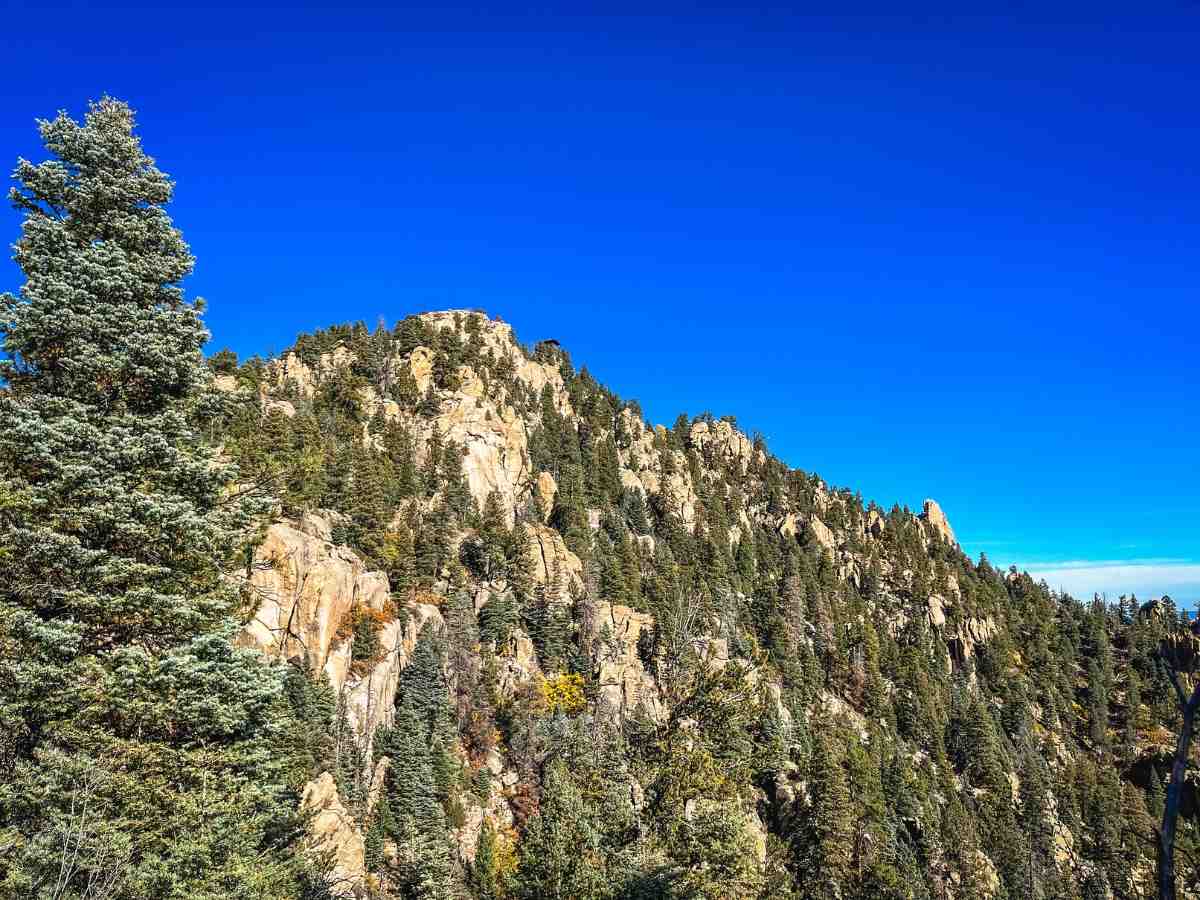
[2, 2, 1197, 600]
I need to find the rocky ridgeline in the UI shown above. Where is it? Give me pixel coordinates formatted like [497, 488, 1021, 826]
[223, 310, 1008, 895]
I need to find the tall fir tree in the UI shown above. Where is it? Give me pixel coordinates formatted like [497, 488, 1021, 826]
[0, 99, 310, 898]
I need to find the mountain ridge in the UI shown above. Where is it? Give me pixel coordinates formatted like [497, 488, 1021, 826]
[203, 307, 1186, 898]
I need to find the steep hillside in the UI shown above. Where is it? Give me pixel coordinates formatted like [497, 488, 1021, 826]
[213, 310, 1189, 899]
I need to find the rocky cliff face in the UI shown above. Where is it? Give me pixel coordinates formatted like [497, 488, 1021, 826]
[216, 310, 1113, 899]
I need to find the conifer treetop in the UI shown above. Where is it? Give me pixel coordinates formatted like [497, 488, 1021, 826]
[2, 96, 207, 412]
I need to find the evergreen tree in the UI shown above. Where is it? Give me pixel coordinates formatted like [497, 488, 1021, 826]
[798, 727, 855, 899]
[0, 98, 308, 898]
[512, 760, 610, 900]
[470, 821, 509, 900]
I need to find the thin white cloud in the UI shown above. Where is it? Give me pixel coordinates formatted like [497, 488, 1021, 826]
[1011, 558, 1200, 602]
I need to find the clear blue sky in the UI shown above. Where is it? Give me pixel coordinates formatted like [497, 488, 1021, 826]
[2, 2, 1197, 603]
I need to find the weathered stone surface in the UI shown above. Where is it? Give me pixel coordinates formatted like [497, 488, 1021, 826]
[866, 508, 885, 537]
[408, 345, 434, 394]
[820, 690, 870, 741]
[270, 345, 355, 399]
[637, 463, 698, 530]
[693, 635, 731, 671]
[927, 594, 948, 628]
[241, 516, 386, 693]
[430, 395, 530, 524]
[535, 470, 557, 522]
[619, 467, 645, 495]
[452, 775, 515, 863]
[593, 601, 663, 723]
[921, 498, 957, 546]
[264, 398, 296, 418]
[241, 513, 446, 761]
[300, 772, 365, 898]
[689, 418, 757, 473]
[496, 628, 542, 697]
[342, 602, 444, 758]
[809, 516, 837, 553]
[523, 522, 583, 600]
[949, 616, 999, 665]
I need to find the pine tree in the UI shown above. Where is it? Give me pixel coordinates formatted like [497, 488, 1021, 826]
[476, 490, 510, 581]
[1087, 658, 1109, 750]
[506, 523, 536, 603]
[471, 820, 509, 900]
[513, 760, 610, 900]
[380, 628, 456, 900]
[800, 728, 855, 899]
[0, 98, 308, 898]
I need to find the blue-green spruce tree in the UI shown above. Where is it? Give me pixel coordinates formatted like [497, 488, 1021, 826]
[0, 99, 315, 899]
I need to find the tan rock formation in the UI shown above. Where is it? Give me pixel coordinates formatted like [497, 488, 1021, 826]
[408, 345, 434, 394]
[523, 523, 583, 600]
[452, 776, 516, 863]
[618, 467, 645, 495]
[809, 516, 837, 553]
[453, 364, 483, 399]
[866, 508, 885, 537]
[300, 773, 366, 898]
[270, 345, 355, 399]
[927, 594, 948, 628]
[264, 398, 296, 418]
[430, 396, 530, 523]
[241, 516, 388, 693]
[535, 470, 557, 522]
[593, 601, 663, 723]
[949, 616, 998, 665]
[496, 628, 542, 697]
[342, 602, 444, 758]
[241, 513, 447, 761]
[921, 498, 957, 546]
[689, 418, 757, 474]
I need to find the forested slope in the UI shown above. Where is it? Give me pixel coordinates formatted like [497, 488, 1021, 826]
[212, 309, 1191, 900]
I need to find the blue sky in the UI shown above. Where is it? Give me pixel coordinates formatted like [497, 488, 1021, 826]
[1, 3, 1197, 603]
